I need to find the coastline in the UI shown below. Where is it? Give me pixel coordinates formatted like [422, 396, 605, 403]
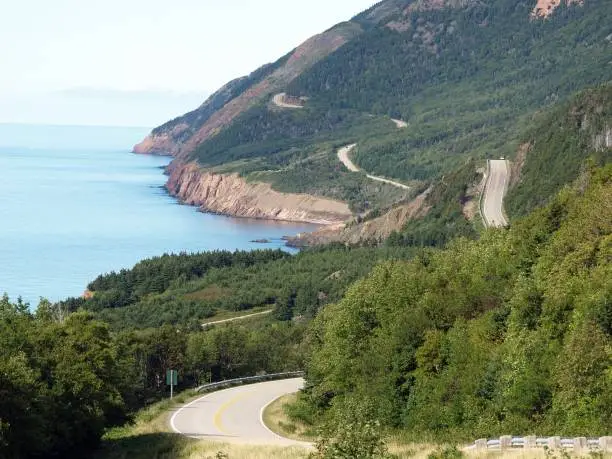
[164, 161, 353, 226]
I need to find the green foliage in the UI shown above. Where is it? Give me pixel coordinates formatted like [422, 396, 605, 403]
[427, 446, 464, 459]
[389, 161, 481, 247]
[310, 400, 396, 459]
[78, 246, 415, 330]
[0, 298, 133, 458]
[247, 145, 412, 214]
[83, 250, 289, 310]
[287, 0, 611, 182]
[301, 165, 612, 440]
[506, 84, 612, 216]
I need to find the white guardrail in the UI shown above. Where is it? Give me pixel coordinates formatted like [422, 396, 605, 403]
[195, 371, 304, 393]
[468, 436, 612, 453]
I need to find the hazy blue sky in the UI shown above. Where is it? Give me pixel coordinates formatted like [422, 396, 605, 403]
[0, 0, 375, 126]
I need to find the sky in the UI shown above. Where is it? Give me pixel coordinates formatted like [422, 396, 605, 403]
[0, 0, 376, 127]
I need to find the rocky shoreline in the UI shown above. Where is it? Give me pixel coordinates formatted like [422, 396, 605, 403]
[165, 161, 353, 226]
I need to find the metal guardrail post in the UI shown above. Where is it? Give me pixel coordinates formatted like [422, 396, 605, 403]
[548, 437, 562, 449]
[475, 439, 488, 451]
[500, 435, 512, 451]
[524, 436, 537, 448]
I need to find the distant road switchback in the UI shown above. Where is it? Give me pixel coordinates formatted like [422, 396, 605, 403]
[338, 144, 410, 190]
[482, 159, 510, 228]
[272, 93, 304, 109]
[170, 378, 308, 446]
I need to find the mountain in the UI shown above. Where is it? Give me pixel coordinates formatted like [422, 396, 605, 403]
[134, 0, 611, 239]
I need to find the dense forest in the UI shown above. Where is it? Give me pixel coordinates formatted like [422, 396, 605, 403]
[506, 84, 612, 217]
[295, 164, 612, 440]
[66, 246, 417, 330]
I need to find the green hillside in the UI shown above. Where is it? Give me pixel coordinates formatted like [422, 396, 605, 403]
[185, 0, 610, 209]
[297, 163, 612, 440]
[507, 84, 612, 217]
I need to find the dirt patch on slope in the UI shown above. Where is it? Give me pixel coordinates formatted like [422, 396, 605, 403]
[509, 142, 532, 188]
[531, 0, 584, 18]
[286, 188, 431, 247]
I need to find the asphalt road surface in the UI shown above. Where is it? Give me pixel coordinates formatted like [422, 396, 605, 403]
[337, 144, 410, 190]
[170, 378, 308, 446]
[482, 159, 509, 227]
[272, 93, 303, 109]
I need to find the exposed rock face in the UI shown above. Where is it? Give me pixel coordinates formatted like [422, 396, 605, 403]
[463, 168, 486, 221]
[593, 126, 612, 150]
[134, 22, 362, 157]
[509, 142, 532, 188]
[531, 0, 584, 18]
[166, 162, 352, 225]
[286, 188, 431, 246]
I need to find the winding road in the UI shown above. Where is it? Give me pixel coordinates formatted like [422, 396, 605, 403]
[337, 144, 410, 190]
[272, 93, 304, 109]
[202, 309, 273, 328]
[482, 159, 510, 228]
[170, 378, 308, 446]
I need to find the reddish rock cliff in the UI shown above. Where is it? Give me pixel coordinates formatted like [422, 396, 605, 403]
[166, 162, 352, 225]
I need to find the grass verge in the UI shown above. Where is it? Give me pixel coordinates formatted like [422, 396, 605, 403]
[262, 393, 317, 442]
[93, 390, 311, 459]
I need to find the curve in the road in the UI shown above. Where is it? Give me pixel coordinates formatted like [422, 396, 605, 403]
[338, 144, 410, 190]
[272, 93, 304, 109]
[391, 118, 408, 128]
[170, 378, 309, 447]
[481, 159, 510, 228]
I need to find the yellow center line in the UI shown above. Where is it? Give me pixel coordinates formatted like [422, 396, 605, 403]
[213, 391, 253, 435]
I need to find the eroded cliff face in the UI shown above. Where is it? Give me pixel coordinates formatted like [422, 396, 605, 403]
[531, 0, 584, 18]
[286, 188, 431, 246]
[166, 162, 352, 225]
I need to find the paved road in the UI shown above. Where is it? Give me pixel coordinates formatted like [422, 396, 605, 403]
[482, 160, 509, 228]
[202, 309, 273, 328]
[170, 378, 308, 446]
[391, 118, 408, 128]
[338, 144, 410, 190]
[272, 93, 303, 109]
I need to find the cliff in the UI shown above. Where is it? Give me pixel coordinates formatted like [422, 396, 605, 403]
[166, 162, 352, 225]
[286, 188, 431, 246]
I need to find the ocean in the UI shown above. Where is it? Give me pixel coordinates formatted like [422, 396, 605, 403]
[0, 124, 317, 305]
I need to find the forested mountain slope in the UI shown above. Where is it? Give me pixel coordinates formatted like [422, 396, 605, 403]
[381, 84, 612, 247]
[135, 0, 610, 226]
[299, 163, 612, 439]
[506, 84, 612, 217]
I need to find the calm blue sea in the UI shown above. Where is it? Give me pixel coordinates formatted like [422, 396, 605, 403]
[0, 124, 317, 305]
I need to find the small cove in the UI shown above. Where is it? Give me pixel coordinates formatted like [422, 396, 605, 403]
[0, 124, 318, 305]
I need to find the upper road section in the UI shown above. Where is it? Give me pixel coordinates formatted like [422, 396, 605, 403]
[170, 378, 307, 446]
[482, 159, 510, 228]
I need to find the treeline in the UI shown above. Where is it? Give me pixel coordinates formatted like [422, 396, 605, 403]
[506, 84, 612, 217]
[77, 250, 289, 311]
[190, 104, 380, 167]
[0, 298, 306, 458]
[76, 246, 417, 330]
[0, 301, 132, 458]
[295, 164, 612, 439]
